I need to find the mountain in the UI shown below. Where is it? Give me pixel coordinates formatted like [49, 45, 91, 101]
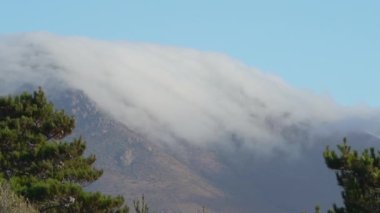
[49, 89, 229, 212]
[2, 33, 380, 212]
[45, 88, 378, 213]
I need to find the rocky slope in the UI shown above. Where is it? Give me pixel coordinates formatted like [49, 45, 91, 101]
[50, 89, 230, 212]
[44, 89, 380, 212]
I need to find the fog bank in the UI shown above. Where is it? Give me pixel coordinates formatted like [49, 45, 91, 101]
[1, 33, 379, 154]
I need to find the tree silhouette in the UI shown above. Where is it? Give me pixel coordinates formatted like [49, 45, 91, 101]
[0, 88, 129, 212]
[323, 138, 380, 213]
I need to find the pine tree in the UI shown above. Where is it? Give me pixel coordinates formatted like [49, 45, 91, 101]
[323, 138, 380, 213]
[0, 88, 129, 212]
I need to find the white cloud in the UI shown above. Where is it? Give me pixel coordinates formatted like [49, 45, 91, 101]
[0, 32, 379, 154]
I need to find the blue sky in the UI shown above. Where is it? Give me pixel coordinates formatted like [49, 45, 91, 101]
[1, 1, 379, 106]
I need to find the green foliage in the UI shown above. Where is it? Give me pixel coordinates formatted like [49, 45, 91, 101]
[0, 88, 129, 212]
[323, 138, 380, 213]
[0, 180, 38, 213]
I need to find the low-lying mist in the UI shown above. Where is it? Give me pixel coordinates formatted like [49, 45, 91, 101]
[1, 32, 379, 155]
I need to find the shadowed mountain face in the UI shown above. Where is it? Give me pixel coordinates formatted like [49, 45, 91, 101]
[44, 89, 380, 213]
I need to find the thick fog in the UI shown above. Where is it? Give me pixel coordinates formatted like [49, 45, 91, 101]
[1, 32, 379, 154]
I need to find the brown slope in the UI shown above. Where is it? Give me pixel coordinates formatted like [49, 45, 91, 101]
[50, 89, 230, 213]
[48, 89, 380, 213]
